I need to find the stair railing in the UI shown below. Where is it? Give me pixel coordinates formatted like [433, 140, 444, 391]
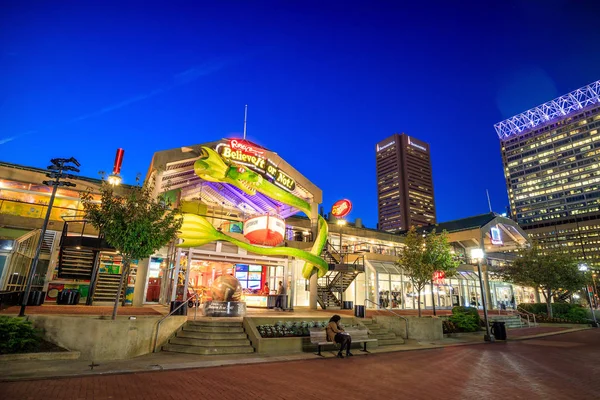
[364, 298, 409, 339]
[516, 306, 537, 327]
[153, 291, 201, 353]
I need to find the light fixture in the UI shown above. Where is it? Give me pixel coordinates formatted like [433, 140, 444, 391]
[336, 219, 347, 226]
[578, 263, 589, 272]
[471, 248, 484, 261]
[108, 174, 122, 186]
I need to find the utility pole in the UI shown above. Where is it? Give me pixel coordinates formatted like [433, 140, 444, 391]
[19, 157, 80, 317]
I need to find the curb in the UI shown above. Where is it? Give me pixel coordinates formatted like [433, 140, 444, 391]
[507, 327, 591, 341]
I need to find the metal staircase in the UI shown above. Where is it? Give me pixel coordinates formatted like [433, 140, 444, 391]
[93, 273, 124, 303]
[58, 247, 96, 280]
[316, 241, 364, 309]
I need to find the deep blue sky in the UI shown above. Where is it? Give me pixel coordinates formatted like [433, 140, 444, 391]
[2, 0, 600, 228]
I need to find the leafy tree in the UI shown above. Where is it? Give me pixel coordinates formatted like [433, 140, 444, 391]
[498, 242, 586, 317]
[81, 182, 182, 319]
[396, 227, 458, 317]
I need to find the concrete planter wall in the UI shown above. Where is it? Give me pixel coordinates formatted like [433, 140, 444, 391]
[244, 316, 361, 354]
[28, 315, 187, 361]
[373, 315, 443, 341]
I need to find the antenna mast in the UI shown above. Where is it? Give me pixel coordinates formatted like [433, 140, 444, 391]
[243, 104, 248, 140]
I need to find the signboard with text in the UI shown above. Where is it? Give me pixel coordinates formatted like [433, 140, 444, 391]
[216, 139, 296, 192]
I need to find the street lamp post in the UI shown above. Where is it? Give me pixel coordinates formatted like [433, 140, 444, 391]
[471, 248, 494, 342]
[19, 157, 80, 317]
[578, 264, 598, 327]
[336, 219, 346, 305]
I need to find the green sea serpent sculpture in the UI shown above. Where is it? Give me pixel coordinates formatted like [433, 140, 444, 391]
[177, 146, 329, 279]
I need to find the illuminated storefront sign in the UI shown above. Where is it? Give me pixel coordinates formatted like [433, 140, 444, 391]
[331, 199, 352, 218]
[490, 226, 503, 245]
[408, 137, 427, 152]
[216, 139, 296, 192]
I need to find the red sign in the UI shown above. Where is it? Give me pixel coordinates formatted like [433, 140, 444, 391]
[112, 148, 125, 174]
[331, 199, 352, 218]
[229, 139, 264, 156]
[433, 271, 445, 283]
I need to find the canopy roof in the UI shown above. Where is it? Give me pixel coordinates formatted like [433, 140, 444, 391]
[146, 138, 322, 219]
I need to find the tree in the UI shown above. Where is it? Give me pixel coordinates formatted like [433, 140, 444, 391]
[498, 242, 586, 317]
[81, 182, 182, 320]
[396, 227, 458, 317]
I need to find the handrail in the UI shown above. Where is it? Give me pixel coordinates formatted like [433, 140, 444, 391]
[364, 298, 409, 339]
[153, 292, 200, 353]
[517, 306, 537, 326]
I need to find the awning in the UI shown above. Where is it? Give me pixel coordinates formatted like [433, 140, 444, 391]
[366, 261, 403, 275]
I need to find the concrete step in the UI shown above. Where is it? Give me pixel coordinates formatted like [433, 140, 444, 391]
[372, 332, 396, 340]
[378, 337, 405, 346]
[169, 337, 251, 347]
[187, 320, 242, 328]
[176, 331, 248, 340]
[163, 344, 254, 355]
[183, 325, 244, 333]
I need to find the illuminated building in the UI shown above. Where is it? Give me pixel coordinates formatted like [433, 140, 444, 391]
[376, 133, 436, 232]
[496, 80, 600, 269]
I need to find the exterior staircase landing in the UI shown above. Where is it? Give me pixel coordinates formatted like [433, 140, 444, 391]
[163, 320, 255, 355]
[361, 319, 405, 346]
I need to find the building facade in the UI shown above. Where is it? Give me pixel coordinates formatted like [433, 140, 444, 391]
[375, 133, 436, 232]
[496, 80, 600, 269]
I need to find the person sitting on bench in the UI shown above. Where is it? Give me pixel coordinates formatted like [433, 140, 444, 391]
[326, 315, 352, 358]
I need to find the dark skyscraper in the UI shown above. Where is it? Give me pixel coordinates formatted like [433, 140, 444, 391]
[376, 133, 436, 232]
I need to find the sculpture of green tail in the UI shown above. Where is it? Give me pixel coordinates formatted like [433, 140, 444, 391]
[177, 146, 330, 279]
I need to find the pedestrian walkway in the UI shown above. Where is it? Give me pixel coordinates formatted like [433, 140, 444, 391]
[0, 323, 588, 382]
[1, 330, 598, 400]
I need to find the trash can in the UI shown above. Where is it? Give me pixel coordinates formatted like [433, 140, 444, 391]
[354, 304, 365, 318]
[170, 300, 188, 316]
[342, 301, 353, 310]
[27, 290, 46, 306]
[491, 321, 507, 340]
[57, 289, 80, 305]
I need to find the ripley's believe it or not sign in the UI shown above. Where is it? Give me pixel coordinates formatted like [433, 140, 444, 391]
[216, 139, 296, 192]
[177, 142, 329, 280]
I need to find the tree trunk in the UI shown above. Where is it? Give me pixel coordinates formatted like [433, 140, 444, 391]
[417, 290, 422, 317]
[120, 264, 131, 307]
[547, 288, 553, 318]
[112, 258, 130, 320]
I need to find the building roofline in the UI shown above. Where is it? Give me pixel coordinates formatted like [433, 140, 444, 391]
[494, 80, 600, 140]
[0, 161, 136, 189]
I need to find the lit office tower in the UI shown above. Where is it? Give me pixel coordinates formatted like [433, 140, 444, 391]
[376, 133, 436, 232]
[496, 80, 600, 268]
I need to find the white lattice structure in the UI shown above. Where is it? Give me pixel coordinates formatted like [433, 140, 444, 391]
[494, 80, 600, 140]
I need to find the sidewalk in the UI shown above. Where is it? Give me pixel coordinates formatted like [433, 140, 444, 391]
[0, 324, 589, 382]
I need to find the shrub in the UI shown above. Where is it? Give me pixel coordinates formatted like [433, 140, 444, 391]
[448, 312, 480, 332]
[442, 320, 458, 334]
[519, 303, 589, 323]
[0, 316, 41, 354]
[452, 306, 483, 326]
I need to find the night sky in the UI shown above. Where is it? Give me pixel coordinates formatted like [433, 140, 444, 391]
[2, 0, 600, 228]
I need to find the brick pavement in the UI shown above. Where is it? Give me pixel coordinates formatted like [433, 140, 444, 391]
[1, 329, 598, 400]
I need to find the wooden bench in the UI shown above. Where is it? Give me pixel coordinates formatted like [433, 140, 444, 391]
[309, 327, 377, 356]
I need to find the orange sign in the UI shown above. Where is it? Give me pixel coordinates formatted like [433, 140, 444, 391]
[331, 199, 352, 218]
